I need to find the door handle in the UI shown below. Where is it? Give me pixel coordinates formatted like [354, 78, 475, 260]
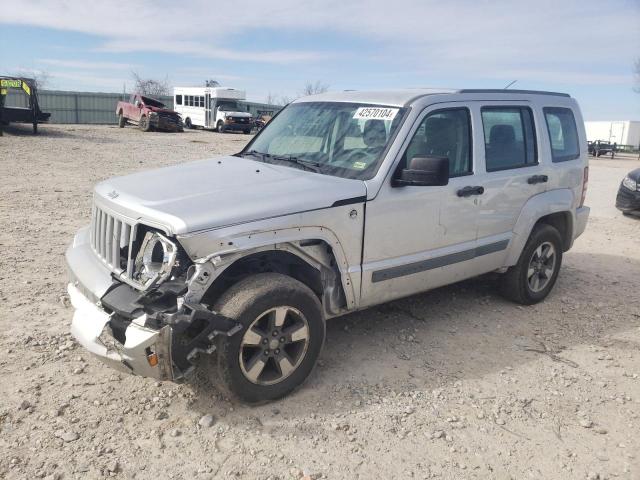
[457, 185, 485, 197]
[527, 174, 549, 184]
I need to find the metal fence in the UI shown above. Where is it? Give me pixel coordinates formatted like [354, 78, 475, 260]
[4, 89, 280, 124]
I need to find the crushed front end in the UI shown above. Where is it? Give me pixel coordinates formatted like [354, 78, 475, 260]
[66, 201, 240, 381]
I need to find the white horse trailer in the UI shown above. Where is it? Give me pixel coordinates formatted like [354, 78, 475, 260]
[173, 87, 253, 133]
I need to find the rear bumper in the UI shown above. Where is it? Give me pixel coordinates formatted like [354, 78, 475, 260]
[616, 186, 640, 212]
[574, 206, 590, 239]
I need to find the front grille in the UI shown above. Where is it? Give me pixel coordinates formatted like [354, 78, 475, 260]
[90, 205, 138, 278]
[158, 112, 180, 125]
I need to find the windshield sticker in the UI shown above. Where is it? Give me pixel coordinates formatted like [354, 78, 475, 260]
[353, 107, 399, 121]
[352, 161, 367, 169]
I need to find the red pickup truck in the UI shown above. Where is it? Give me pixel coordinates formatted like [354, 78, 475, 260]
[116, 94, 183, 132]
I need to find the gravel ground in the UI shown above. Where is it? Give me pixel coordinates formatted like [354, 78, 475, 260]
[1, 124, 639, 480]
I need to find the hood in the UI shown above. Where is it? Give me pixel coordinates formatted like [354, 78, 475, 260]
[94, 155, 366, 235]
[221, 111, 251, 118]
[627, 168, 640, 182]
[147, 105, 179, 115]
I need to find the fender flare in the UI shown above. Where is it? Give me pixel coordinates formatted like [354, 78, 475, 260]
[178, 225, 358, 311]
[505, 189, 575, 266]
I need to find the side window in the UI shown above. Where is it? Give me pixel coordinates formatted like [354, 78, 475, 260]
[481, 107, 537, 171]
[175, 95, 182, 106]
[543, 107, 580, 162]
[402, 108, 472, 177]
[199, 96, 205, 107]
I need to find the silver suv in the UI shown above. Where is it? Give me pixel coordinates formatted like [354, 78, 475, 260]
[67, 89, 590, 402]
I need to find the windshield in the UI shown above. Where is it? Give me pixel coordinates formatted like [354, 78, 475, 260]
[241, 102, 406, 179]
[217, 100, 240, 111]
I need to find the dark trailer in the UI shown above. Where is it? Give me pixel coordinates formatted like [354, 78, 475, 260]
[0, 77, 51, 134]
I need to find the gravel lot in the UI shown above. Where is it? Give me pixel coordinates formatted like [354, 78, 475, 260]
[1, 124, 639, 480]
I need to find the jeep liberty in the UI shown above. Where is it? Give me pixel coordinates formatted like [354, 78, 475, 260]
[67, 89, 590, 402]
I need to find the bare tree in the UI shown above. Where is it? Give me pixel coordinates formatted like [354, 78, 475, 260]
[277, 95, 294, 106]
[131, 71, 171, 96]
[13, 69, 51, 89]
[264, 92, 279, 105]
[205, 79, 220, 87]
[300, 80, 329, 96]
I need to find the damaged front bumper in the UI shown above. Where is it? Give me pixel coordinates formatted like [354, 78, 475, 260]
[66, 229, 241, 382]
[69, 282, 174, 379]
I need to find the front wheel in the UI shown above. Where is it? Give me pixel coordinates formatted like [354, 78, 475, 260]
[118, 112, 126, 128]
[208, 273, 325, 403]
[499, 224, 563, 305]
[139, 115, 151, 132]
[216, 121, 225, 133]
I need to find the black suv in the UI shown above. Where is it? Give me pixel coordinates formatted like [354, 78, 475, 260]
[588, 140, 616, 158]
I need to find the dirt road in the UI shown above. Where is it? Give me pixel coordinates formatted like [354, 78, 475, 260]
[1, 124, 639, 480]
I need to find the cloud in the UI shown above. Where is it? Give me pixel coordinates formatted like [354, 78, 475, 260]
[38, 59, 136, 70]
[2, 0, 638, 82]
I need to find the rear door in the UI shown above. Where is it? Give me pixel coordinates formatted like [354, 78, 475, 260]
[470, 103, 548, 271]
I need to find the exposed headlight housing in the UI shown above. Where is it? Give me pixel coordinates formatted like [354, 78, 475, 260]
[622, 175, 638, 192]
[133, 231, 178, 288]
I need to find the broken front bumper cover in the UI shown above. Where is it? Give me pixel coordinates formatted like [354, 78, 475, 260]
[68, 281, 241, 381]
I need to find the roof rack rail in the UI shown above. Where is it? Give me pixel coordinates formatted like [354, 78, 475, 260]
[459, 89, 570, 97]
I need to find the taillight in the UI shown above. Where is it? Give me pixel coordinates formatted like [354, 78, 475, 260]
[580, 166, 589, 207]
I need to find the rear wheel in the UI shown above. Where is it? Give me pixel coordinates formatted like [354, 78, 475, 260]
[208, 273, 325, 403]
[118, 112, 126, 128]
[184, 117, 192, 129]
[500, 224, 563, 305]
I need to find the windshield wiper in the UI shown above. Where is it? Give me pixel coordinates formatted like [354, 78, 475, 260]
[269, 155, 323, 173]
[241, 150, 269, 160]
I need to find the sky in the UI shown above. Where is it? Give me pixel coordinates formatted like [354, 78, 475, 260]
[1, 0, 639, 120]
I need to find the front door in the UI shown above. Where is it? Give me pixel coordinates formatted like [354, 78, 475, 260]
[360, 104, 483, 307]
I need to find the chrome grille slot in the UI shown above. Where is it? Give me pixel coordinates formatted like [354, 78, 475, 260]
[90, 204, 137, 277]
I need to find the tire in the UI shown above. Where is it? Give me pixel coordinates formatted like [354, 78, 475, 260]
[118, 112, 126, 128]
[499, 224, 563, 305]
[243, 129, 251, 134]
[139, 115, 151, 132]
[216, 121, 225, 133]
[208, 273, 325, 403]
[184, 117, 192, 129]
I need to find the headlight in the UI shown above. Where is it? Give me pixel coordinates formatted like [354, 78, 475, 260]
[133, 231, 178, 288]
[148, 111, 158, 116]
[622, 176, 638, 191]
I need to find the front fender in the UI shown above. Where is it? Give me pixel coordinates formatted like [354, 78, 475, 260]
[177, 204, 365, 310]
[505, 189, 575, 266]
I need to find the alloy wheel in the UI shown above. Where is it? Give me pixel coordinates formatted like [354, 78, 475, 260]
[527, 241, 557, 293]
[239, 306, 310, 385]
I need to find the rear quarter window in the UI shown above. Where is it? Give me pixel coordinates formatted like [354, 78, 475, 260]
[543, 107, 580, 162]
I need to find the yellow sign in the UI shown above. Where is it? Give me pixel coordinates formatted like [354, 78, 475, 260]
[22, 82, 31, 95]
[0, 79, 22, 89]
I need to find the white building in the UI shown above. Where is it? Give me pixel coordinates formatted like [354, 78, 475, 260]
[585, 121, 640, 147]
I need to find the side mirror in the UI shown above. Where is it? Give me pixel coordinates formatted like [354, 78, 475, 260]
[393, 156, 449, 187]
